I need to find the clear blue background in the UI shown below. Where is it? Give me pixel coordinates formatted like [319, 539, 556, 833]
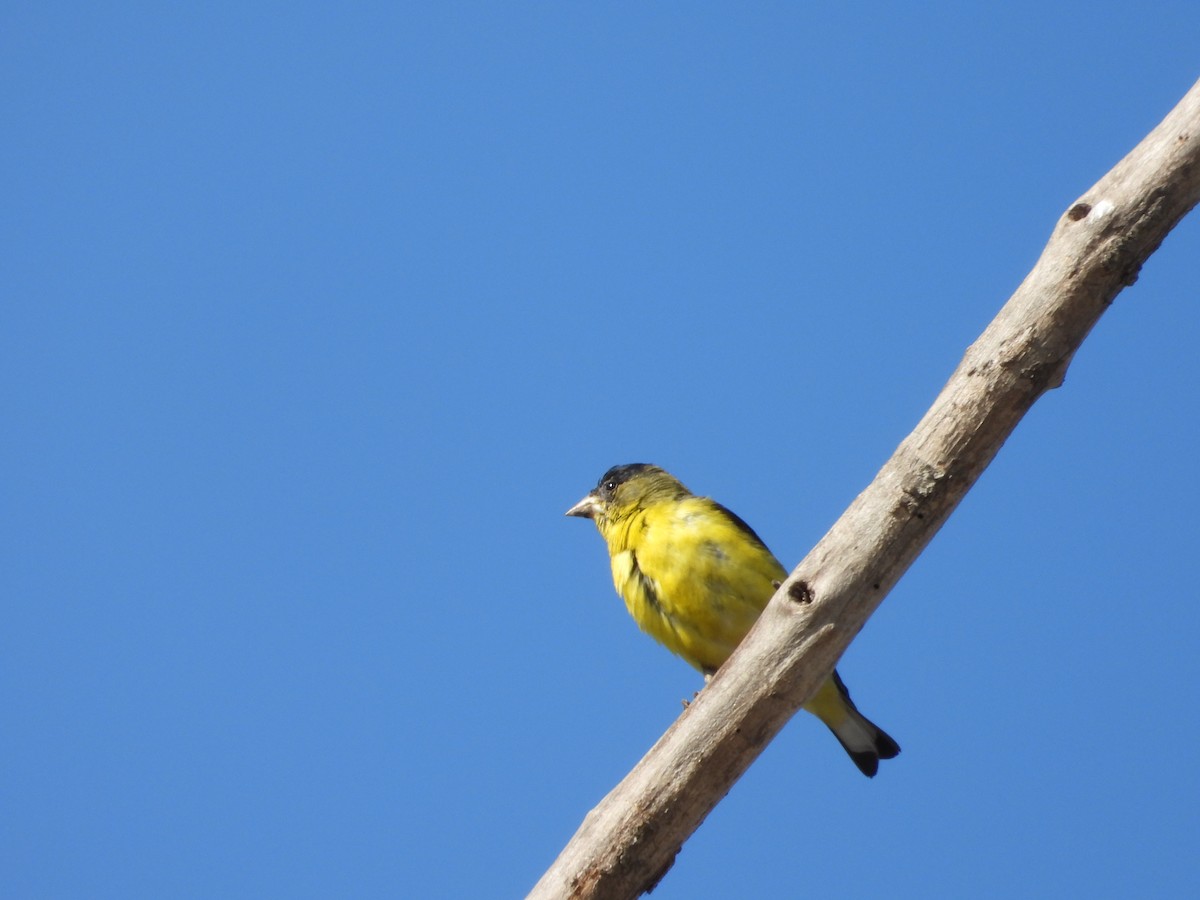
[4, 3, 1198, 897]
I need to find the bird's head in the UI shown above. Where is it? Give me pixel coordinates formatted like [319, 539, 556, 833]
[565, 463, 688, 524]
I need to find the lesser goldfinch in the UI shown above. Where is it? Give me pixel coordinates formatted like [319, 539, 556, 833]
[567, 463, 899, 777]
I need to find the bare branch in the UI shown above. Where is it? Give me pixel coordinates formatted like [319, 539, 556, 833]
[532, 78, 1200, 900]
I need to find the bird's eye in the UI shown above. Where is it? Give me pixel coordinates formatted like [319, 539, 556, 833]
[602, 480, 616, 496]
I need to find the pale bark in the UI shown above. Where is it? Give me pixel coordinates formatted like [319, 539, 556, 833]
[531, 78, 1200, 900]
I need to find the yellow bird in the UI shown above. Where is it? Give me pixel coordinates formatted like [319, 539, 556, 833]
[567, 463, 899, 777]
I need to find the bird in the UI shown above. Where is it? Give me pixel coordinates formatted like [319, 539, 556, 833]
[566, 463, 900, 777]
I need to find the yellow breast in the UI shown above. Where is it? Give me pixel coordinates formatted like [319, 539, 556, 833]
[601, 496, 786, 673]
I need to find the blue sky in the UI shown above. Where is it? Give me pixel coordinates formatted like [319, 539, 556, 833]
[4, 3, 1198, 898]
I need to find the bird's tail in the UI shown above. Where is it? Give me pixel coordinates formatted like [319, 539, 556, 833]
[804, 670, 900, 778]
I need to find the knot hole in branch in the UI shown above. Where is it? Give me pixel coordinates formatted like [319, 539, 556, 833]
[787, 581, 814, 605]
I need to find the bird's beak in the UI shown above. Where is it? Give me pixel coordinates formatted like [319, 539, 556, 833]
[565, 492, 600, 519]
